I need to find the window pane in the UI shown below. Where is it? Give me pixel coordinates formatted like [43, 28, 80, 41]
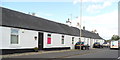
[11, 35, 18, 44]
[48, 34, 51, 36]
[11, 28, 19, 35]
[62, 39, 64, 44]
[72, 37, 74, 44]
[62, 36, 64, 44]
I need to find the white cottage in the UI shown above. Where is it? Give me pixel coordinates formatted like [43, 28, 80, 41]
[0, 7, 104, 54]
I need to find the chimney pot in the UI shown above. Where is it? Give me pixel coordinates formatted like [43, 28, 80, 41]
[83, 26, 85, 30]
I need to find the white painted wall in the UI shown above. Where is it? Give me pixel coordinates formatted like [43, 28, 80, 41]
[19, 29, 38, 49]
[1, 27, 11, 49]
[65, 35, 72, 49]
[1, 26, 104, 49]
[0, 26, 38, 49]
[87, 38, 90, 46]
[43, 32, 78, 49]
[94, 39, 96, 43]
[90, 39, 94, 48]
[0, 26, 2, 49]
[84, 38, 88, 45]
[96, 39, 104, 45]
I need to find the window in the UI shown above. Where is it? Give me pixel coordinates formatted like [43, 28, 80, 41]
[47, 34, 51, 44]
[11, 35, 18, 44]
[11, 28, 19, 44]
[72, 37, 74, 44]
[62, 35, 64, 44]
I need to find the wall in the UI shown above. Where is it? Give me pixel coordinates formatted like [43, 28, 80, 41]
[43, 32, 104, 49]
[0, 26, 3, 49]
[1, 26, 104, 50]
[19, 29, 38, 49]
[43, 32, 79, 49]
[0, 27, 11, 49]
[0, 26, 38, 49]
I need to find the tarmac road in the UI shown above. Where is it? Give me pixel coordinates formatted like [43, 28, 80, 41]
[1, 48, 119, 60]
[65, 49, 118, 58]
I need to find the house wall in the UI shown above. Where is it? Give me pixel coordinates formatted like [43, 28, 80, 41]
[43, 32, 80, 49]
[99, 39, 104, 45]
[0, 26, 2, 49]
[19, 29, 38, 49]
[0, 26, 104, 50]
[0, 26, 38, 49]
[90, 39, 94, 48]
[43, 32, 67, 48]
[84, 38, 88, 45]
[1, 27, 11, 49]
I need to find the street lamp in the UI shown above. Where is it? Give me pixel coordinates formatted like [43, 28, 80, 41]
[79, 0, 82, 50]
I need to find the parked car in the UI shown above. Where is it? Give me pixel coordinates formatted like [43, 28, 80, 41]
[93, 42, 103, 48]
[102, 42, 110, 48]
[75, 42, 89, 50]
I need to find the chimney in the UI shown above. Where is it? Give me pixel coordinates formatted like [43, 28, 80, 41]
[83, 26, 85, 30]
[66, 18, 71, 26]
[32, 13, 35, 16]
[92, 29, 97, 33]
[96, 33, 99, 35]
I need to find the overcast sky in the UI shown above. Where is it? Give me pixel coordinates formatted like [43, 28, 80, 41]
[1, 0, 119, 40]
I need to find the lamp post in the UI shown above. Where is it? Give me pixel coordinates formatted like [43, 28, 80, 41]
[79, 0, 82, 50]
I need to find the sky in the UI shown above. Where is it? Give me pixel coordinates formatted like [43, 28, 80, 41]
[1, 0, 119, 40]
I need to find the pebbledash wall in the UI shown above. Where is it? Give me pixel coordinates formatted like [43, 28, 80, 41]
[0, 7, 104, 54]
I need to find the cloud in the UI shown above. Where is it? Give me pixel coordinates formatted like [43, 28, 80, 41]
[73, 0, 119, 3]
[86, 1, 112, 13]
[73, 0, 118, 14]
[72, 10, 118, 40]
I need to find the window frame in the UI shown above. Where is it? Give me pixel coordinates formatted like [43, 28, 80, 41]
[11, 28, 19, 44]
[72, 37, 74, 44]
[61, 35, 64, 44]
[47, 34, 51, 44]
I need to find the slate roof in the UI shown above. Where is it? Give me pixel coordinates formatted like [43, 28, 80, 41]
[1, 7, 103, 39]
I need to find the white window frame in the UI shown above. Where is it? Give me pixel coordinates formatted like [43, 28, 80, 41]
[72, 37, 74, 44]
[61, 35, 64, 44]
[11, 28, 19, 44]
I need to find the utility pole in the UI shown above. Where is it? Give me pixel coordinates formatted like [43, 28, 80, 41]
[79, 0, 82, 50]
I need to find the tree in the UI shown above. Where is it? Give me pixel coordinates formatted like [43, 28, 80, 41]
[111, 35, 120, 41]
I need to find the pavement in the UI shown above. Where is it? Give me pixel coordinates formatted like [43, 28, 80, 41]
[1, 49, 76, 58]
[1, 48, 119, 60]
[1, 48, 108, 58]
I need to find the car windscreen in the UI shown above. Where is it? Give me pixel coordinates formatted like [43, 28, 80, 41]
[94, 42, 100, 44]
[76, 42, 84, 45]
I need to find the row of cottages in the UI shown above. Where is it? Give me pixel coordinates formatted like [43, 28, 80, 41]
[0, 7, 104, 54]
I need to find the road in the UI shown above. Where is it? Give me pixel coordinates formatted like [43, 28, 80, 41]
[1, 48, 119, 60]
[66, 49, 118, 58]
